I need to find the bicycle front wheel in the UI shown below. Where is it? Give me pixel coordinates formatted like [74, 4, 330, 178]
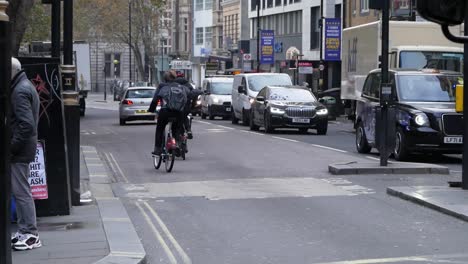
[153, 154, 162, 170]
[165, 150, 175, 172]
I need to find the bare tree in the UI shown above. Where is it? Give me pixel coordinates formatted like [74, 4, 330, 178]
[7, 0, 35, 55]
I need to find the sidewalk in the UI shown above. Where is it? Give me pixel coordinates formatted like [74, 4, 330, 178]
[12, 146, 146, 264]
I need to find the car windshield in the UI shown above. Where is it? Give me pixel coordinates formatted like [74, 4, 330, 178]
[211, 82, 232, 95]
[248, 75, 292, 92]
[126, 89, 155, 99]
[269, 88, 316, 102]
[397, 75, 462, 102]
[399, 51, 463, 72]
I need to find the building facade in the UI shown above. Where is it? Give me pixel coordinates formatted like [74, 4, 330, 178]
[248, 0, 343, 90]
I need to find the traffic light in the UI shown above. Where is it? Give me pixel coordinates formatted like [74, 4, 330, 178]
[417, 0, 465, 26]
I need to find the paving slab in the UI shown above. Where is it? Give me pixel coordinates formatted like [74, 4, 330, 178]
[329, 161, 449, 175]
[387, 185, 468, 222]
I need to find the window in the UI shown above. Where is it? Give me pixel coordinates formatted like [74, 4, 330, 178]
[104, 53, 120, 78]
[205, 27, 212, 44]
[251, 0, 257, 11]
[275, 0, 281, 6]
[310, 7, 320, 49]
[360, 0, 369, 12]
[205, 0, 212, 10]
[195, 0, 203, 10]
[335, 4, 341, 18]
[196, 27, 203, 45]
[267, 0, 273, 8]
[262, 0, 265, 9]
[369, 73, 381, 98]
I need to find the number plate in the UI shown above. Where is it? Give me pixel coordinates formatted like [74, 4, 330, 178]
[226, 107, 231, 112]
[444, 136, 463, 144]
[135, 110, 148, 114]
[292, 118, 310, 124]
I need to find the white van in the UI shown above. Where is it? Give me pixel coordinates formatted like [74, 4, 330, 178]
[200, 76, 234, 120]
[231, 73, 293, 125]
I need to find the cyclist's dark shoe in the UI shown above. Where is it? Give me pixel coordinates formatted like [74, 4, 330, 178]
[187, 131, 193, 139]
[175, 147, 181, 157]
[152, 148, 162, 156]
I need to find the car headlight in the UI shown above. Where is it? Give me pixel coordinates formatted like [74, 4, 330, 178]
[317, 108, 328, 116]
[249, 98, 255, 104]
[414, 113, 430, 126]
[270, 107, 285, 115]
[213, 98, 220, 104]
[196, 100, 201, 105]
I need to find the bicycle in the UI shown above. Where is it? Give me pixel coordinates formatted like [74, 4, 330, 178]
[153, 117, 177, 172]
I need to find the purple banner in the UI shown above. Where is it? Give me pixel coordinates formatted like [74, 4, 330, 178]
[324, 18, 341, 61]
[260, 30, 275, 64]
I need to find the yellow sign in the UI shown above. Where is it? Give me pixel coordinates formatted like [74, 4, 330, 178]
[456, 84, 463, 113]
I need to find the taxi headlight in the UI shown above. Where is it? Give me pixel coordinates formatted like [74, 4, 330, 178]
[414, 113, 429, 126]
[213, 98, 220, 104]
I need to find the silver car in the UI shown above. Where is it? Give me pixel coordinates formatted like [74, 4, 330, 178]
[119, 86, 156, 125]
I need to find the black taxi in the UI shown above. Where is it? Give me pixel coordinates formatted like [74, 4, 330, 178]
[355, 69, 463, 161]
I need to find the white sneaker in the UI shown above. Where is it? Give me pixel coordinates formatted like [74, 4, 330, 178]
[11, 232, 21, 245]
[12, 233, 42, 251]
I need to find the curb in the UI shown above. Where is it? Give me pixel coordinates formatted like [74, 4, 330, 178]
[82, 146, 147, 264]
[329, 161, 449, 175]
[387, 186, 468, 223]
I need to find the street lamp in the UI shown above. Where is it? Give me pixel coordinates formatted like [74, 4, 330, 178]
[129, 0, 132, 81]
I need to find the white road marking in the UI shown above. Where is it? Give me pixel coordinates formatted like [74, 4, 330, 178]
[109, 153, 129, 183]
[143, 202, 192, 264]
[135, 202, 177, 264]
[311, 144, 347, 153]
[366, 156, 380, 161]
[272, 136, 299, 143]
[314, 253, 468, 264]
[103, 153, 117, 183]
[217, 125, 235, 130]
[195, 120, 211, 125]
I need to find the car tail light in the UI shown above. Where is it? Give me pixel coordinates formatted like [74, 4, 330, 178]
[122, 99, 134, 105]
[157, 100, 161, 106]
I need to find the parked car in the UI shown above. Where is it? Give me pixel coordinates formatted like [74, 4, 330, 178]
[249, 86, 328, 134]
[201, 76, 234, 120]
[355, 69, 463, 160]
[119, 86, 157, 125]
[231, 73, 293, 126]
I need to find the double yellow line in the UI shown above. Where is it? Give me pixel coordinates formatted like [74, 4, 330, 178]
[136, 201, 192, 264]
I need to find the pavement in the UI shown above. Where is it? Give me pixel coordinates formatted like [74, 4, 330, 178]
[11, 145, 146, 264]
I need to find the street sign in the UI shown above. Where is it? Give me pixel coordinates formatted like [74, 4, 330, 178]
[324, 18, 342, 61]
[243, 53, 252, 61]
[171, 60, 192, 70]
[298, 61, 314, 74]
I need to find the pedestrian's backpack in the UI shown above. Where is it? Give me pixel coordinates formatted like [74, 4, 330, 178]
[166, 83, 187, 112]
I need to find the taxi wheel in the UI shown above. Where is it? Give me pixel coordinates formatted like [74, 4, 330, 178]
[264, 113, 274, 133]
[356, 121, 371, 153]
[119, 118, 126, 126]
[394, 127, 410, 161]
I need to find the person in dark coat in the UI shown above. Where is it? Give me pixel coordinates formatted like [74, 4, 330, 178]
[174, 77, 202, 139]
[10, 57, 42, 250]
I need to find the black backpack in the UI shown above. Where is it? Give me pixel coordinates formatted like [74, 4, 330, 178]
[165, 83, 187, 112]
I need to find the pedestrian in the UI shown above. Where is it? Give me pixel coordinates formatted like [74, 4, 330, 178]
[10, 57, 42, 251]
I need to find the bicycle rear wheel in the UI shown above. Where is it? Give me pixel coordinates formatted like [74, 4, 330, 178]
[153, 154, 162, 170]
[165, 150, 175, 172]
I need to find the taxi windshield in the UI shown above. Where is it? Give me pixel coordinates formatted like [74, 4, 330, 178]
[397, 75, 462, 102]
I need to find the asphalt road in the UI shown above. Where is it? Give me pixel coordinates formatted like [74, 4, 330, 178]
[81, 106, 467, 264]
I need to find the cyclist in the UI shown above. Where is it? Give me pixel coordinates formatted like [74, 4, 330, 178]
[149, 71, 189, 156]
[174, 75, 202, 139]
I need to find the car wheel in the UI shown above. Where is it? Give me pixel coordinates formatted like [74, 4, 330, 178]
[394, 127, 410, 161]
[119, 118, 126, 126]
[299, 128, 308, 134]
[201, 112, 207, 119]
[231, 109, 239, 124]
[317, 122, 328, 135]
[249, 110, 260, 131]
[356, 121, 371, 153]
[209, 107, 215, 120]
[242, 108, 249, 126]
[264, 113, 274, 133]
